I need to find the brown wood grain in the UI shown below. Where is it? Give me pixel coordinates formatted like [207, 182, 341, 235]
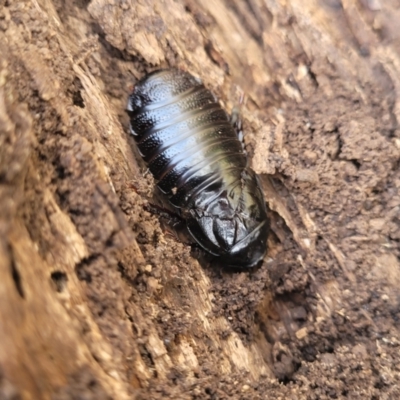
[1, 0, 400, 398]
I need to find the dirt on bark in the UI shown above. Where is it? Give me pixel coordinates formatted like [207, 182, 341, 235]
[0, 0, 400, 399]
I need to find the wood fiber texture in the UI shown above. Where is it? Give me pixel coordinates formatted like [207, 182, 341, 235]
[0, 0, 400, 398]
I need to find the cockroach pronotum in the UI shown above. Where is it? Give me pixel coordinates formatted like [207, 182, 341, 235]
[126, 68, 268, 267]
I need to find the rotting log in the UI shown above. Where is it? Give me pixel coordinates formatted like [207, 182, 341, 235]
[1, 0, 400, 399]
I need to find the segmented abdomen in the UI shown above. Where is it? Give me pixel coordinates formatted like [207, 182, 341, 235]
[127, 69, 247, 208]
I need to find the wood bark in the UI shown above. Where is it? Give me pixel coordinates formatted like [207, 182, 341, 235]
[1, 0, 400, 399]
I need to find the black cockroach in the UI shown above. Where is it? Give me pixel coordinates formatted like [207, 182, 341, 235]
[126, 69, 268, 267]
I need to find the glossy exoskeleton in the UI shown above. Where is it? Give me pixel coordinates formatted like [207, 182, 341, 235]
[127, 69, 268, 267]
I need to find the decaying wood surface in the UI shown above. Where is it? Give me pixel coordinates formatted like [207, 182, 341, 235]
[1, 0, 400, 399]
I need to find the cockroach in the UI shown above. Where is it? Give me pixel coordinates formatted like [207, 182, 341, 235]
[126, 68, 268, 267]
